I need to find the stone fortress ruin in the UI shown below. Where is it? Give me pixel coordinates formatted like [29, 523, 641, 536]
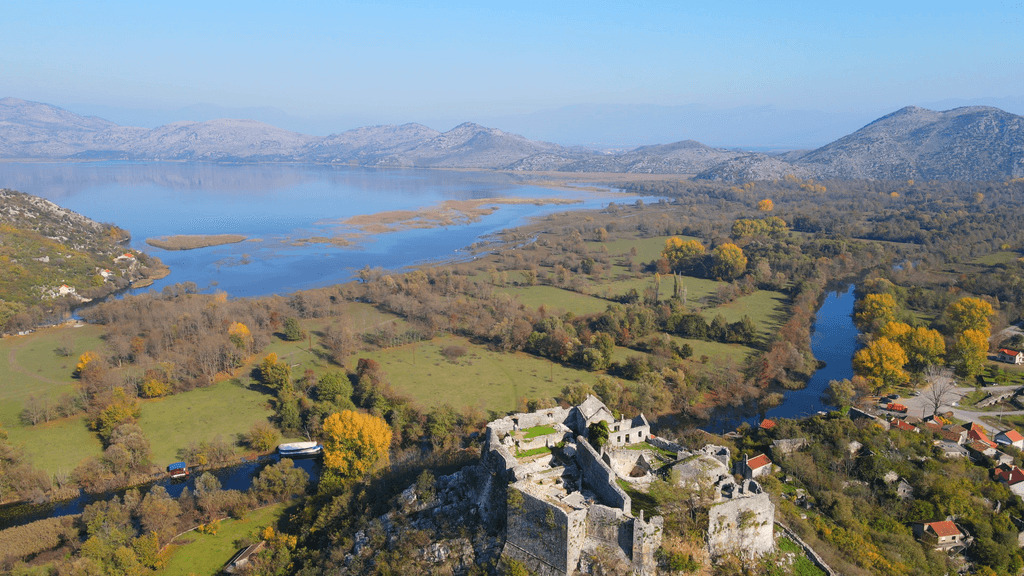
[482, 396, 775, 575]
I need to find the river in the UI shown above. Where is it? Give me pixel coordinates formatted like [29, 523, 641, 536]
[0, 455, 320, 531]
[705, 284, 860, 433]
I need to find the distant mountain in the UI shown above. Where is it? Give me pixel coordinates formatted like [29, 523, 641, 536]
[1, 97, 1022, 181]
[792, 106, 1024, 180]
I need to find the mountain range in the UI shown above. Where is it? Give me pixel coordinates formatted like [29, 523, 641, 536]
[1, 97, 1022, 181]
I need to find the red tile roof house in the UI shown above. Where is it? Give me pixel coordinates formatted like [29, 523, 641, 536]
[994, 464, 1024, 497]
[967, 426, 997, 449]
[997, 348, 1024, 365]
[913, 520, 967, 551]
[995, 429, 1024, 450]
[759, 418, 776, 431]
[735, 453, 773, 480]
[890, 419, 919, 433]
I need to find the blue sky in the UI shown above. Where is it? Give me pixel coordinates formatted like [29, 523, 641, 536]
[2, 1, 1021, 146]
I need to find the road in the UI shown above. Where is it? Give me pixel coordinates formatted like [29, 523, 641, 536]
[898, 383, 1024, 433]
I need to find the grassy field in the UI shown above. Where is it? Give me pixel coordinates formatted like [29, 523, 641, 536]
[497, 285, 611, 316]
[0, 325, 108, 474]
[700, 289, 789, 339]
[596, 235, 701, 265]
[583, 273, 723, 305]
[971, 251, 1021, 266]
[5, 415, 102, 475]
[347, 334, 594, 413]
[158, 503, 287, 576]
[0, 324, 105, 428]
[138, 378, 276, 467]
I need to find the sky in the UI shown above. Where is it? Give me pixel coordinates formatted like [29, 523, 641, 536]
[2, 1, 1022, 147]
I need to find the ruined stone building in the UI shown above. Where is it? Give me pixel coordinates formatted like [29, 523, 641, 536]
[483, 396, 775, 574]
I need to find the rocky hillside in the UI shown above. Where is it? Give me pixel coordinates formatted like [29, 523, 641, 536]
[2, 97, 1023, 180]
[792, 106, 1024, 180]
[0, 189, 164, 331]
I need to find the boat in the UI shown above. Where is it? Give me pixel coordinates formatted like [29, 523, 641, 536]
[277, 441, 323, 457]
[167, 461, 189, 478]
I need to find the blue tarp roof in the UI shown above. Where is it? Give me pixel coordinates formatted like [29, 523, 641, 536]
[167, 461, 187, 470]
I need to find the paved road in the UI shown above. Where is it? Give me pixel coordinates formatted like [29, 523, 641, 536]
[896, 383, 1024, 434]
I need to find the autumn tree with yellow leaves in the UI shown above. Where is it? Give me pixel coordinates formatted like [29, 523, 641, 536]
[710, 243, 747, 280]
[757, 199, 774, 212]
[853, 337, 909, 392]
[228, 321, 252, 351]
[951, 328, 989, 378]
[855, 293, 898, 330]
[945, 297, 994, 336]
[321, 410, 392, 478]
[661, 237, 705, 272]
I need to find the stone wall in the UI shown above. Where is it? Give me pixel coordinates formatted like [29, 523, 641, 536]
[707, 481, 774, 558]
[575, 436, 631, 515]
[503, 486, 587, 576]
[585, 504, 632, 554]
[632, 512, 664, 576]
[648, 436, 684, 455]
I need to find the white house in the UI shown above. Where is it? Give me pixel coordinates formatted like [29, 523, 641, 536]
[996, 429, 1024, 450]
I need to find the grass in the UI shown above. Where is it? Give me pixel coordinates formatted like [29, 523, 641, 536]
[699, 289, 789, 339]
[137, 378, 276, 467]
[672, 336, 758, 363]
[515, 446, 552, 458]
[777, 537, 801, 554]
[972, 251, 1021, 266]
[0, 325, 108, 474]
[597, 235, 702, 265]
[347, 334, 595, 413]
[5, 415, 102, 475]
[158, 503, 287, 576]
[583, 273, 722, 305]
[0, 324, 105, 429]
[497, 285, 611, 316]
[523, 425, 557, 439]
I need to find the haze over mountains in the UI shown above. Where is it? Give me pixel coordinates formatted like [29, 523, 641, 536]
[1, 97, 1022, 181]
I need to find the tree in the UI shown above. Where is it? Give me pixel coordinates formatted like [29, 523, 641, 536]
[282, 317, 305, 341]
[852, 337, 909, 392]
[662, 237, 705, 271]
[758, 198, 774, 212]
[75, 350, 99, 378]
[855, 294, 898, 329]
[826, 379, 855, 408]
[228, 321, 251, 350]
[923, 366, 957, 415]
[244, 421, 281, 452]
[249, 459, 309, 503]
[946, 297, 994, 335]
[952, 328, 989, 378]
[259, 353, 292, 391]
[321, 410, 392, 478]
[711, 243, 747, 280]
[905, 326, 946, 371]
[588, 420, 609, 450]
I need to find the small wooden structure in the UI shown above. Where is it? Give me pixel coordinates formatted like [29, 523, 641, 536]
[223, 541, 265, 574]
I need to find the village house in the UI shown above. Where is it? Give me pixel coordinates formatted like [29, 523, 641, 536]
[936, 441, 969, 459]
[913, 520, 967, 551]
[735, 453, 773, 480]
[759, 418, 776, 431]
[994, 464, 1024, 497]
[890, 419, 919, 433]
[996, 429, 1024, 450]
[967, 424, 997, 449]
[997, 348, 1024, 365]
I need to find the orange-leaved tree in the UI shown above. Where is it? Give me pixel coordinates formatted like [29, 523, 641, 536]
[322, 410, 392, 478]
[757, 199, 774, 212]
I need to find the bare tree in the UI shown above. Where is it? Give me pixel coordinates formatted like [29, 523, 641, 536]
[924, 366, 957, 416]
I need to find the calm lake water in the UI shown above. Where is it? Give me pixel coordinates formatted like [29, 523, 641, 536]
[0, 162, 648, 297]
[707, 284, 859, 432]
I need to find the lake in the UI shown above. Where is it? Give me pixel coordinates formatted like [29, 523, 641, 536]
[0, 162, 648, 298]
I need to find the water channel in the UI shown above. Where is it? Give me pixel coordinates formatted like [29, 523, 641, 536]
[705, 284, 860, 433]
